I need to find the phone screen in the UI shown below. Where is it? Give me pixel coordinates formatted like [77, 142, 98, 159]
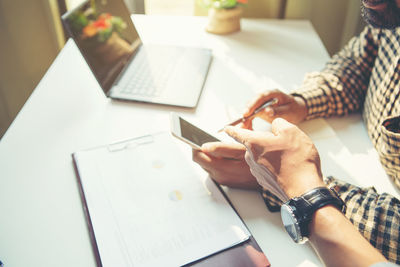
[180, 117, 219, 146]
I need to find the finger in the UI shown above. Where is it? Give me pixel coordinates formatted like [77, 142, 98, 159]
[223, 126, 256, 148]
[225, 126, 284, 153]
[193, 149, 226, 171]
[192, 149, 212, 165]
[201, 142, 245, 159]
[244, 89, 282, 117]
[243, 107, 275, 124]
[192, 149, 219, 176]
[193, 149, 248, 182]
[250, 104, 290, 123]
[224, 127, 276, 148]
[271, 117, 296, 136]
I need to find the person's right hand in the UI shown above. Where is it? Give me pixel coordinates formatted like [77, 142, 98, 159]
[225, 118, 325, 200]
[242, 89, 308, 129]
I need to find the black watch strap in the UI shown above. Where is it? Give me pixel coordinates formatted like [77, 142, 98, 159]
[290, 187, 346, 238]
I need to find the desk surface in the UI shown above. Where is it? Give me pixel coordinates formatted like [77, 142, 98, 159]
[0, 15, 394, 267]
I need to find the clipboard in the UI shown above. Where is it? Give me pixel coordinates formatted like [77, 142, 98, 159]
[72, 132, 270, 267]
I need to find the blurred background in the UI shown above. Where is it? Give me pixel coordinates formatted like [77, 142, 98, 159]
[0, 0, 364, 138]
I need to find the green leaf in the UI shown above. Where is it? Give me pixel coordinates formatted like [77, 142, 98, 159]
[202, 0, 243, 9]
[221, 0, 236, 9]
[111, 16, 127, 33]
[68, 12, 89, 32]
[97, 27, 112, 42]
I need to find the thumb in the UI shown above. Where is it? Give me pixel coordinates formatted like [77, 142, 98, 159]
[201, 142, 245, 159]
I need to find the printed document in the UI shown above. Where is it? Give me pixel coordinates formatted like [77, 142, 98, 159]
[73, 132, 250, 267]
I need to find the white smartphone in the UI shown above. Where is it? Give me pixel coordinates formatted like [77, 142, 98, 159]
[170, 113, 220, 149]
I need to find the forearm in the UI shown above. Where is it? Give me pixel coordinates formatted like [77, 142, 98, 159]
[292, 26, 379, 120]
[309, 205, 387, 267]
[326, 177, 400, 263]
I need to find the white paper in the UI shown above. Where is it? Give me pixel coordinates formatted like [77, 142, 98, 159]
[74, 132, 250, 267]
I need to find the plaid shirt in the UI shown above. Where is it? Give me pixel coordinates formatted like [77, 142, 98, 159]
[262, 25, 400, 263]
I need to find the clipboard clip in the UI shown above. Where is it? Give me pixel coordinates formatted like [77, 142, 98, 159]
[107, 134, 155, 152]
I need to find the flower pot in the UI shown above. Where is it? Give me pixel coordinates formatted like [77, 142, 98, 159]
[93, 32, 134, 65]
[206, 7, 242, 35]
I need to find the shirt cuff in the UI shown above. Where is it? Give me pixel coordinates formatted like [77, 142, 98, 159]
[260, 189, 283, 212]
[291, 71, 343, 120]
[291, 89, 327, 120]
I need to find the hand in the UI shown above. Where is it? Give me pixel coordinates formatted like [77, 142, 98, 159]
[225, 118, 325, 199]
[242, 89, 308, 129]
[192, 142, 260, 190]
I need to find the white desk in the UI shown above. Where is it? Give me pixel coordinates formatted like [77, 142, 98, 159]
[0, 15, 394, 267]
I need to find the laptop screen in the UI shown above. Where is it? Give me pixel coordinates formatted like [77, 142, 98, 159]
[62, 0, 141, 93]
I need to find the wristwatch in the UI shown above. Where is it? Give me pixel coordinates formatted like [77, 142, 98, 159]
[280, 187, 345, 244]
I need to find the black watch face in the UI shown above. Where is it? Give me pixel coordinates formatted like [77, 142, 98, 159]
[281, 204, 307, 243]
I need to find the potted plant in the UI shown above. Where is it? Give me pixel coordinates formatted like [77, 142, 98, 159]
[200, 0, 248, 34]
[67, 2, 133, 65]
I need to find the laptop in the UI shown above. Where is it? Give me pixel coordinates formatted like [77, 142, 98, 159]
[62, 0, 212, 108]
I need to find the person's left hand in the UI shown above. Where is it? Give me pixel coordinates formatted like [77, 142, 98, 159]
[192, 142, 261, 190]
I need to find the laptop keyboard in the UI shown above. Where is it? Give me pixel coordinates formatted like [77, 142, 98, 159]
[117, 46, 182, 97]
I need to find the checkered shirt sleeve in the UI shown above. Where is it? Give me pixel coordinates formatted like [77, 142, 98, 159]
[292, 25, 380, 119]
[325, 176, 400, 264]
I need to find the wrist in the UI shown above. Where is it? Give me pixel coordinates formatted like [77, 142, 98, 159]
[281, 187, 345, 244]
[293, 96, 308, 122]
[282, 173, 325, 199]
[309, 204, 345, 241]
